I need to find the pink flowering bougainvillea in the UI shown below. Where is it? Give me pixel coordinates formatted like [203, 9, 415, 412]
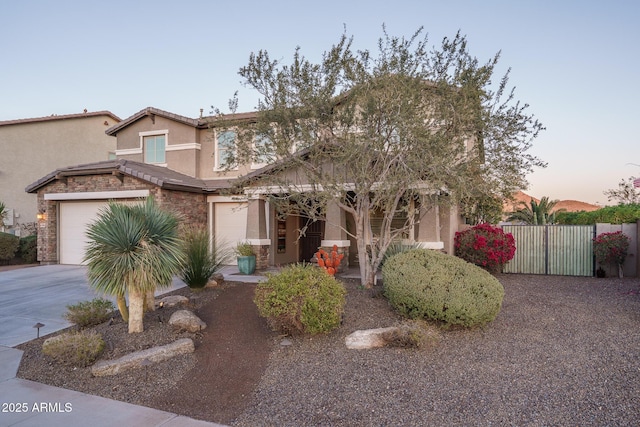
[454, 223, 516, 273]
[593, 231, 629, 278]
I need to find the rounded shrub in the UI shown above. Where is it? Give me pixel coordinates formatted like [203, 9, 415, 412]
[0, 232, 19, 262]
[454, 223, 515, 272]
[42, 330, 105, 367]
[254, 263, 346, 335]
[18, 235, 38, 264]
[382, 249, 504, 328]
[65, 298, 115, 328]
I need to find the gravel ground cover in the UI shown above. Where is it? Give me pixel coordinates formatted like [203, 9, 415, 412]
[233, 274, 640, 427]
[16, 273, 640, 426]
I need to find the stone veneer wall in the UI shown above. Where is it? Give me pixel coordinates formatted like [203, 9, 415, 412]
[36, 174, 208, 264]
[252, 244, 270, 270]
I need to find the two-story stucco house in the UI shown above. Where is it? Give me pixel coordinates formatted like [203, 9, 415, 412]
[0, 111, 120, 235]
[26, 106, 463, 268]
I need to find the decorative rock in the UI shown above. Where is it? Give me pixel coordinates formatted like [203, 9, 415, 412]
[205, 279, 219, 288]
[169, 309, 207, 332]
[157, 295, 189, 308]
[211, 273, 224, 283]
[280, 338, 293, 346]
[345, 327, 400, 350]
[91, 338, 195, 377]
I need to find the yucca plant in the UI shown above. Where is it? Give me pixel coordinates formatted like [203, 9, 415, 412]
[180, 226, 231, 289]
[84, 197, 185, 333]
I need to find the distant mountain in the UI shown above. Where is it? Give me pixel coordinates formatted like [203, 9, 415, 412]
[504, 191, 600, 214]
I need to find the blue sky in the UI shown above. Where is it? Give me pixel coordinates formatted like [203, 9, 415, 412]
[2, 0, 638, 205]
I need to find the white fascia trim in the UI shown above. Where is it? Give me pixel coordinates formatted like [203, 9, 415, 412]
[320, 240, 351, 247]
[166, 143, 200, 151]
[246, 184, 334, 195]
[115, 148, 143, 156]
[247, 239, 271, 246]
[415, 241, 445, 250]
[246, 182, 443, 195]
[207, 195, 248, 203]
[45, 190, 150, 201]
[139, 129, 169, 137]
[250, 162, 268, 170]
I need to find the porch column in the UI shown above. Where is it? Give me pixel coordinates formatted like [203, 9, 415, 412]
[439, 202, 460, 255]
[320, 198, 350, 271]
[416, 195, 445, 251]
[246, 196, 270, 269]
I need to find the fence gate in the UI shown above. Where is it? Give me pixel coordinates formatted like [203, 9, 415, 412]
[502, 225, 595, 276]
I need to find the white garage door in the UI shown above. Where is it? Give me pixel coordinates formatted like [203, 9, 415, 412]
[59, 201, 111, 265]
[214, 203, 248, 265]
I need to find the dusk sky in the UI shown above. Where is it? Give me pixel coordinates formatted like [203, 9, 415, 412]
[2, 0, 638, 205]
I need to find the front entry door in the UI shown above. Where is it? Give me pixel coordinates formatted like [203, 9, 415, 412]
[299, 218, 324, 263]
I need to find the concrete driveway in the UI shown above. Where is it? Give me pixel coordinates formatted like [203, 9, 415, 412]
[0, 265, 186, 347]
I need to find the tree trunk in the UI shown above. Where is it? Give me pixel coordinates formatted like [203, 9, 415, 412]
[354, 211, 372, 288]
[116, 293, 128, 322]
[144, 289, 155, 313]
[128, 289, 145, 333]
[618, 263, 624, 279]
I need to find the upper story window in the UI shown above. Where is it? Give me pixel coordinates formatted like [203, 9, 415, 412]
[215, 130, 237, 170]
[138, 130, 168, 165]
[144, 135, 166, 164]
[252, 133, 272, 169]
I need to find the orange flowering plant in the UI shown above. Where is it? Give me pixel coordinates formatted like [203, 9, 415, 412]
[315, 245, 344, 276]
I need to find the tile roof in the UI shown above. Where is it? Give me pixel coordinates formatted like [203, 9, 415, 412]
[105, 107, 205, 136]
[0, 111, 121, 127]
[105, 107, 259, 136]
[26, 159, 235, 194]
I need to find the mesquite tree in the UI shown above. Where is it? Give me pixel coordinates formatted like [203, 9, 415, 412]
[215, 27, 545, 288]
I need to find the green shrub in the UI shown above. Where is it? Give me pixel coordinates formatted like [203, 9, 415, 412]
[556, 203, 640, 225]
[65, 298, 115, 328]
[42, 330, 105, 367]
[0, 232, 19, 261]
[18, 235, 37, 263]
[254, 263, 346, 335]
[380, 241, 420, 269]
[382, 249, 504, 328]
[180, 226, 231, 289]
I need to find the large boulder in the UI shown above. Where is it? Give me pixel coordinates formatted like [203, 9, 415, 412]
[169, 309, 207, 332]
[91, 338, 194, 377]
[345, 327, 400, 350]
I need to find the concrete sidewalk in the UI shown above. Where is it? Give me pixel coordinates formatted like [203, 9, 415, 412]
[0, 265, 230, 427]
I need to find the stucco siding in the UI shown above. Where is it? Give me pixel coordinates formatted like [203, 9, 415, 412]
[0, 113, 117, 229]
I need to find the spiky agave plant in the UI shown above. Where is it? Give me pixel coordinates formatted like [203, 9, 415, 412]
[180, 226, 231, 289]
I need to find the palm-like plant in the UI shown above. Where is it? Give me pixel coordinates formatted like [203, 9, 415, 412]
[506, 196, 562, 225]
[84, 197, 185, 333]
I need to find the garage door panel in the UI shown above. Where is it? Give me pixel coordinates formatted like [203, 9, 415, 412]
[215, 203, 248, 265]
[59, 201, 109, 265]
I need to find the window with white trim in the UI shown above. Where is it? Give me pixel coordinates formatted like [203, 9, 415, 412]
[251, 133, 272, 169]
[144, 134, 166, 164]
[216, 130, 237, 169]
